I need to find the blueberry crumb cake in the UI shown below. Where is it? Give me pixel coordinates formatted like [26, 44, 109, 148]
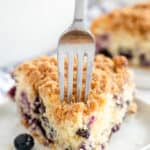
[91, 2, 150, 67]
[13, 55, 137, 150]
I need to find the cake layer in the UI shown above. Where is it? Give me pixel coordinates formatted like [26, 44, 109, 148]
[13, 55, 136, 150]
[91, 2, 150, 67]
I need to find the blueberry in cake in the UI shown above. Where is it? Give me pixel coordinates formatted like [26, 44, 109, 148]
[12, 55, 137, 150]
[91, 2, 150, 67]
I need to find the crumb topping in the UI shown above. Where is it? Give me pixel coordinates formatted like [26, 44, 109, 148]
[14, 55, 131, 122]
[91, 2, 150, 38]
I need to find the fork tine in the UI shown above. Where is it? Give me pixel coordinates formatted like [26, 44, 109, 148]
[85, 50, 95, 101]
[77, 51, 84, 101]
[58, 50, 64, 101]
[67, 51, 74, 102]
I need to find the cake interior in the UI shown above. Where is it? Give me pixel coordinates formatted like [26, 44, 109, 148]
[95, 32, 150, 67]
[16, 87, 135, 150]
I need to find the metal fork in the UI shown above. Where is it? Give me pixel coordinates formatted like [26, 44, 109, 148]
[57, 0, 95, 102]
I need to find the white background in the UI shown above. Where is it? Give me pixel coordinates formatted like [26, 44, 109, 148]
[0, 0, 74, 66]
[0, 0, 149, 67]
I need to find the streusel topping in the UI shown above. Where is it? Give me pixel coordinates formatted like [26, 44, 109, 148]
[91, 2, 150, 38]
[14, 55, 131, 122]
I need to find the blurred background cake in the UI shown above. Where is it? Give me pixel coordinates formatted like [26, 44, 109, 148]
[90, 2, 150, 67]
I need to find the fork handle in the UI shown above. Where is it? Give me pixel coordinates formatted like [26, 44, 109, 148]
[73, 0, 86, 28]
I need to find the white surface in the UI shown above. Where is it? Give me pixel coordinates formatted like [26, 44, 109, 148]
[0, 94, 150, 150]
[108, 93, 150, 150]
[133, 68, 150, 89]
[0, 0, 74, 66]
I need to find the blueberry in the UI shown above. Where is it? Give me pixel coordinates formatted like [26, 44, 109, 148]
[30, 119, 46, 137]
[41, 117, 57, 141]
[33, 97, 45, 114]
[76, 129, 90, 139]
[14, 133, 34, 150]
[126, 100, 130, 106]
[30, 118, 54, 143]
[79, 144, 86, 150]
[65, 146, 72, 150]
[8, 86, 16, 99]
[114, 96, 124, 108]
[139, 54, 150, 66]
[111, 124, 121, 133]
[96, 48, 112, 58]
[101, 144, 105, 150]
[22, 113, 31, 125]
[119, 49, 133, 60]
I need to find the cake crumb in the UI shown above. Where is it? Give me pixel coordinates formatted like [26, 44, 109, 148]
[128, 102, 138, 113]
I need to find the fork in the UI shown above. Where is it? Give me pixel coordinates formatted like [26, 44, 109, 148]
[57, 0, 95, 102]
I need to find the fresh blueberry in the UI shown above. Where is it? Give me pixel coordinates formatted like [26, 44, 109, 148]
[76, 129, 90, 139]
[14, 133, 34, 150]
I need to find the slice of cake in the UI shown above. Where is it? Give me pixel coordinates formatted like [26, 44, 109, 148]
[13, 55, 136, 150]
[91, 2, 150, 67]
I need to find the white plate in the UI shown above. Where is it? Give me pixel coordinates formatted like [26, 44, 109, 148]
[0, 94, 150, 150]
[108, 97, 150, 150]
[133, 68, 150, 89]
[0, 97, 49, 150]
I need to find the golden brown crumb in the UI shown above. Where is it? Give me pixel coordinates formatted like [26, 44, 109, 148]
[113, 56, 128, 67]
[128, 102, 138, 113]
[91, 2, 150, 38]
[14, 55, 133, 123]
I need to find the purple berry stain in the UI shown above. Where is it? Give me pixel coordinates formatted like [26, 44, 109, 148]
[101, 144, 105, 150]
[79, 144, 86, 150]
[87, 116, 96, 127]
[21, 91, 30, 112]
